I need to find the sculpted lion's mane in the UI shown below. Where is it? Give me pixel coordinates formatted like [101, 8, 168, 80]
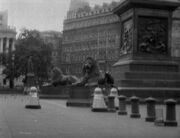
[82, 57, 100, 78]
[75, 57, 101, 86]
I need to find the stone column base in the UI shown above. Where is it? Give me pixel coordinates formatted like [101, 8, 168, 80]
[91, 108, 108, 112]
[118, 111, 127, 115]
[145, 117, 155, 122]
[108, 108, 116, 112]
[130, 113, 141, 118]
[25, 105, 41, 109]
[164, 121, 178, 127]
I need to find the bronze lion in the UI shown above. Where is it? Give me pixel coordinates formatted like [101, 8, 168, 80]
[50, 57, 114, 87]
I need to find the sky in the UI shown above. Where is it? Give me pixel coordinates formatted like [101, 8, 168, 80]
[0, 0, 119, 33]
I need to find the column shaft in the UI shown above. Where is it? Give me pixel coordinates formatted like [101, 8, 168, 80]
[6, 38, 9, 53]
[0, 38, 3, 53]
[12, 39, 15, 51]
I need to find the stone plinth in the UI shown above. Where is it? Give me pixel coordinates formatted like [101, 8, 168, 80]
[40, 85, 69, 99]
[26, 73, 36, 87]
[66, 85, 95, 107]
[91, 87, 108, 112]
[112, 0, 180, 99]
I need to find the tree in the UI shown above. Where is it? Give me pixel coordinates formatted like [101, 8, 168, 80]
[1, 52, 15, 88]
[3, 29, 53, 88]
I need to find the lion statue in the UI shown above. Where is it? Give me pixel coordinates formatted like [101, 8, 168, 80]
[50, 67, 79, 86]
[49, 57, 114, 87]
[74, 57, 102, 86]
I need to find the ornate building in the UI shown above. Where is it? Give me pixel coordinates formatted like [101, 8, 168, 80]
[62, 0, 180, 76]
[0, 10, 16, 87]
[61, 1, 121, 76]
[40, 31, 62, 68]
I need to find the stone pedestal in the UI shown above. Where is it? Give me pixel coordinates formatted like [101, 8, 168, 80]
[25, 87, 41, 109]
[145, 97, 156, 122]
[118, 95, 127, 115]
[109, 88, 119, 109]
[66, 85, 95, 107]
[112, 0, 180, 99]
[91, 87, 108, 112]
[26, 73, 36, 87]
[130, 96, 140, 118]
[164, 99, 178, 126]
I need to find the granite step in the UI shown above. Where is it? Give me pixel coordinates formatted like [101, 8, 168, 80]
[115, 72, 180, 80]
[113, 60, 179, 72]
[117, 87, 180, 99]
[117, 79, 180, 88]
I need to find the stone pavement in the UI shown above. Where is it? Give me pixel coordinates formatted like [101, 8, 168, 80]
[0, 95, 179, 138]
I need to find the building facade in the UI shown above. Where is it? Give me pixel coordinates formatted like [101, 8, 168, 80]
[62, 0, 180, 77]
[0, 11, 16, 87]
[40, 31, 62, 68]
[62, 1, 121, 76]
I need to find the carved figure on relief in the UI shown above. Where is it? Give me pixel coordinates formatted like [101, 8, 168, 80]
[120, 19, 133, 55]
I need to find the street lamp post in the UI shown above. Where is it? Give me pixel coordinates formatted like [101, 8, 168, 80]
[10, 53, 15, 89]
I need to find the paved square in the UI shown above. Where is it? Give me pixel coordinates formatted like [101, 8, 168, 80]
[0, 95, 180, 138]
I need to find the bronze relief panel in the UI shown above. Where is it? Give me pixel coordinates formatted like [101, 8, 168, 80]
[120, 19, 133, 55]
[138, 16, 168, 54]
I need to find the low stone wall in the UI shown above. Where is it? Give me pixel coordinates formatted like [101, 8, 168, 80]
[117, 88, 180, 101]
[0, 87, 23, 94]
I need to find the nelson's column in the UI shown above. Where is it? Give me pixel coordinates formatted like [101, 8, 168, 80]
[112, 0, 180, 100]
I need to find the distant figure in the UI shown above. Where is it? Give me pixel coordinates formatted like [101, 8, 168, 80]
[98, 71, 114, 87]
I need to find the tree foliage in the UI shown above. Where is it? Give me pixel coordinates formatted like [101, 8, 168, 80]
[3, 29, 53, 86]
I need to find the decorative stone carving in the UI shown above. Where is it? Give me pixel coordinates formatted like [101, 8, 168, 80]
[172, 20, 180, 57]
[138, 17, 168, 54]
[120, 19, 133, 55]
